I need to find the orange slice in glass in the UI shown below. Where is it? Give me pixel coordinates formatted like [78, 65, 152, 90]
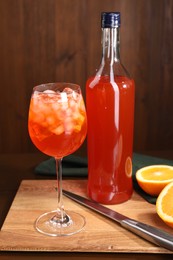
[125, 157, 132, 178]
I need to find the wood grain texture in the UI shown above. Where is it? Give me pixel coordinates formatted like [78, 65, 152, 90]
[0, 179, 173, 253]
[0, 0, 173, 154]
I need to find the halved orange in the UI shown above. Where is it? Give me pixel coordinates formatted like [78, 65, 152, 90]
[136, 165, 173, 196]
[156, 181, 173, 228]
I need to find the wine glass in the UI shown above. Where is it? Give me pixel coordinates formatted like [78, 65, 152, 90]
[28, 82, 87, 236]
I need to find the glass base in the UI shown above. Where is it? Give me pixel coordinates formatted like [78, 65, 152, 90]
[35, 210, 86, 236]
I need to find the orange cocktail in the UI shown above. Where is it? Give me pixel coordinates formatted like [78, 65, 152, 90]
[28, 83, 87, 237]
[28, 86, 87, 158]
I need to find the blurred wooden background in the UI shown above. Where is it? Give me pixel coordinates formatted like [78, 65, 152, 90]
[0, 0, 173, 156]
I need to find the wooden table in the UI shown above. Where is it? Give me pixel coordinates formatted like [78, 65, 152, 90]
[0, 152, 173, 259]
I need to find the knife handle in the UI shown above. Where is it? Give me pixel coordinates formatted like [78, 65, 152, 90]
[121, 219, 173, 251]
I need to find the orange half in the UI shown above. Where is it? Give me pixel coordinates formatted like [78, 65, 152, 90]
[136, 165, 173, 196]
[156, 181, 173, 228]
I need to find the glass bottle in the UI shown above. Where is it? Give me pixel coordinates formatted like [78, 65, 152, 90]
[86, 12, 135, 204]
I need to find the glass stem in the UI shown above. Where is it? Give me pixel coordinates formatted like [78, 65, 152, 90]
[50, 157, 71, 227]
[55, 157, 65, 220]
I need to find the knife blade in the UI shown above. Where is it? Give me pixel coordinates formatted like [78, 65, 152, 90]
[63, 189, 173, 251]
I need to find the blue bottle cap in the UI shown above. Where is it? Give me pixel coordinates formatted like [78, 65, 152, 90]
[101, 12, 121, 28]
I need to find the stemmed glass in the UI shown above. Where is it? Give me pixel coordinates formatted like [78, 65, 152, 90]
[28, 82, 87, 236]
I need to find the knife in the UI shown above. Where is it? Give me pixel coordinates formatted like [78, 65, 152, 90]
[63, 190, 173, 251]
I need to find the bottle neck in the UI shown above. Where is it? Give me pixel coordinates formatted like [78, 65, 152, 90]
[94, 26, 129, 80]
[102, 27, 120, 63]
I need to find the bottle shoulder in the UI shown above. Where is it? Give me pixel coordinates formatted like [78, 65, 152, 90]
[86, 74, 135, 90]
[86, 57, 135, 91]
[102, 60, 131, 77]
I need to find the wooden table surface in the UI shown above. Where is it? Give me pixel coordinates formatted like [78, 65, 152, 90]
[0, 151, 173, 259]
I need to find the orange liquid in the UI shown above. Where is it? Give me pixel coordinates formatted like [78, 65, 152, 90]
[86, 75, 135, 204]
[28, 91, 87, 158]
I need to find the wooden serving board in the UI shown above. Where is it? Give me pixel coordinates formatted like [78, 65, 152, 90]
[0, 180, 173, 253]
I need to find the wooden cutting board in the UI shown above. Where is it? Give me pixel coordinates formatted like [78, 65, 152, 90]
[0, 179, 173, 253]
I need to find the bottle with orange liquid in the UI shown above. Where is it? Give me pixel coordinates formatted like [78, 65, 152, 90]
[86, 12, 135, 204]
